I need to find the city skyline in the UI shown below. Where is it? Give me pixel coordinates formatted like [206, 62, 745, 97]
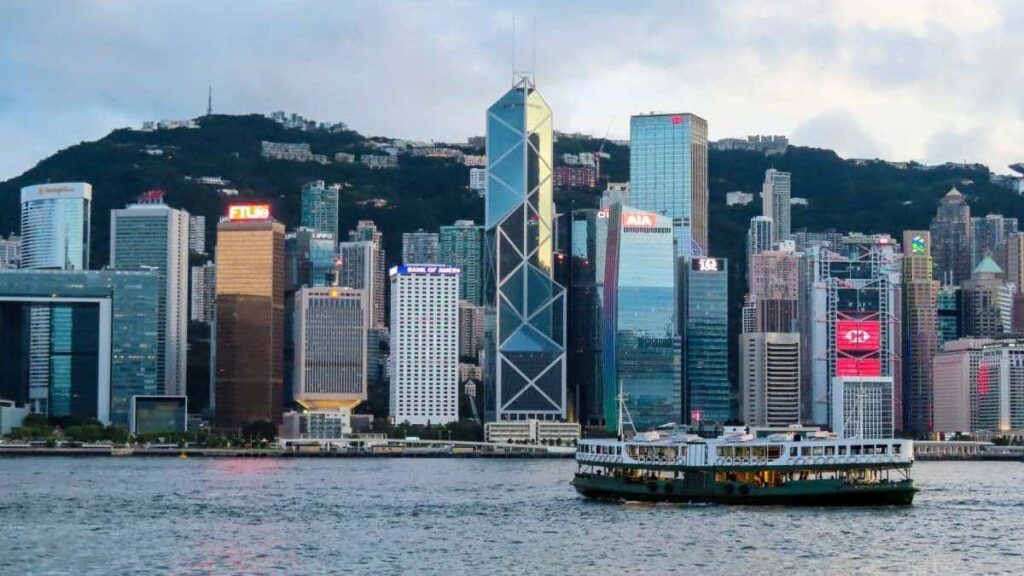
[4, 2, 1024, 182]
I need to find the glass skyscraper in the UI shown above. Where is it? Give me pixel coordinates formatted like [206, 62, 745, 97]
[110, 198, 190, 397]
[300, 180, 340, 239]
[20, 183, 91, 271]
[602, 205, 681, 431]
[629, 113, 708, 257]
[440, 220, 484, 306]
[682, 256, 731, 424]
[484, 77, 567, 422]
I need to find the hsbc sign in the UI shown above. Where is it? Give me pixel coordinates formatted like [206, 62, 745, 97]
[623, 213, 655, 227]
[836, 320, 881, 352]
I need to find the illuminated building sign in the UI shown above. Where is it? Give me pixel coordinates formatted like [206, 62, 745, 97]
[910, 235, 926, 254]
[228, 204, 271, 221]
[623, 213, 655, 227]
[312, 232, 335, 241]
[597, 208, 610, 219]
[836, 320, 880, 352]
[692, 258, 724, 273]
[390, 265, 461, 276]
[671, 115, 685, 125]
[835, 358, 881, 377]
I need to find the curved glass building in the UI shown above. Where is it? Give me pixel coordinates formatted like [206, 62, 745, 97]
[484, 77, 567, 422]
[602, 205, 682, 431]
[20, 183, 91, 270]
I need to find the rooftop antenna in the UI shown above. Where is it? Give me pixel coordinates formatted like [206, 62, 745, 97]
[512, 17, 516, 86]
[532, 17, 536, 84]
[207, 85, 212, 116]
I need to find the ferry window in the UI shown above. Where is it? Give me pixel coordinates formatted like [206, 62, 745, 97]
[876, 445, 887, 455]
[768, 446, 782, 459]
[893, 444, 901, 454]
[825, 446, 835, 456]
[811, 447, 824, 457]
[790, 447, 798, 457]
[736, 447, 750, 458]
[801, 447, 811, 456]
[753, 447, 767, 459]
[851, 445, 862, 455]
[839, 446, 847, 455]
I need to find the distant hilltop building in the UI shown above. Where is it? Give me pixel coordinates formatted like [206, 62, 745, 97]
[261, 141, 330, 164]
[360, 154, 398, 169]
[711, 134, 788, 155]
[461, 154, 486, 167]
[138, 119, 198, 132]
[267, 111, 348, 133]
[726, 191, 754, 206]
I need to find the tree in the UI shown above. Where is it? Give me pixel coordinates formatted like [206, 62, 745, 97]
[241, 420, 278, 442]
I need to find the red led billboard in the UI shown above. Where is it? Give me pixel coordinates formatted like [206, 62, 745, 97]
[836, 320, 881, 352]
[835, 357, 881, 377]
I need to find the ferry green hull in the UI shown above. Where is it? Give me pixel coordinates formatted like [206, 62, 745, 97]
[572, 473, 917, 506]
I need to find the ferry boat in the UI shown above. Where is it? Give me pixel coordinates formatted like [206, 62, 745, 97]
[572, 394, 917, 506]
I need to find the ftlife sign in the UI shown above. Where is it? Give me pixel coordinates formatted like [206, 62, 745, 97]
[227, 204, 271, 221]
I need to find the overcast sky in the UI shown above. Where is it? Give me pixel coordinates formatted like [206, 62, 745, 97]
[2, 0, 1022, 180]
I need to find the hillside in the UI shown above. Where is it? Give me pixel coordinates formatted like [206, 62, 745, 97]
[4, 114, 1024, 387]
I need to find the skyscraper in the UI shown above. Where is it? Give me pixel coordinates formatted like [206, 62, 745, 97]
[937, 285, 963, 346]
[0, 234, 21, 269]
[630, 112, 709, 256]
[484, 77, 567, 422]
[389, 265, 460, 425]
[402, 229, 440, 264]
[930, 187, 972, 285]
[762, 169, 792, 241]
[747, 216, 774, 265]
[749, 248, 800, 333]
[349, 221, 386, 328]
[961, 256, 1013, 338]
[440, 220, 484, 305]
[569, 208, 609, 427]
[681, 256, 731, 424]
[20, 183, 91, 271]
[285, 227, 336, 288]
[292, 286, 368, 410]
[215, 204, 285, 428]
[300, 180, 340, 239]
[188, 214, 206, 255]
[741, 332, 800, 427]
[110, 194, 190, 396]
[190, 262, 216, 324]
[602, 206, 681, 431]
[902, 230, 939, 435]
[971, 213, 1017, 268]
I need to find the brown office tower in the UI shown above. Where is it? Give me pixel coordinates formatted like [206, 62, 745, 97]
[215, 205, 285, 429]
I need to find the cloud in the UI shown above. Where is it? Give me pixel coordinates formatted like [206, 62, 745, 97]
[0, 0, 1022, 179]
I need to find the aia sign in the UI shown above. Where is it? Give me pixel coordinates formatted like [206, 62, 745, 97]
[836, 320, 880, 352]
[228, 204, 271, 221]
[623, 213, 655, 227]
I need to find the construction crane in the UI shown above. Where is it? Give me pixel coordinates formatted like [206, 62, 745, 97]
[595, 116, 616, 183]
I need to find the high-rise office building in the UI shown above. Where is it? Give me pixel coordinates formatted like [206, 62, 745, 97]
[0, 234, 20, 269]
[292, 286, 368, 410]
[971, 213, 1017, 268]
[681, 256, 731, 424]
[300, 180, 340, 239]
[20, 183, 91, 271]
[762, 169, 792, 242]
[630, 113, 709, 256]
[402, 229, 440, 264]
[484, 78, 567, 422]
[747, 216, 774, 266]
[215, 204, 285, 428]
[808, 234, 902, 429]
[348, 221, 386, 328]
[741, 332, 800, 427]
[749, 248, 800, 333]
[188, 214, 206, 255]
[961, 256, 1014, 338]
[932, 337, 1024, 433]
[458, 301, 485, 360]
[1004, 233, 1024, 296]
[110, 196, 190, 396]
[285, 227, 336, 289]
[930, 187, 972, 285]
[389, 265, 460, 425]
[830, 376, 895, 439]
[569, 208, 610, 427]
[902, 231, 939, 436]
[602, 206, 681, 431]
[931, 337, 988, 434]
[0, 270, 160, 425]
[937, 285, 963, 346]
[440, 220, 484, 305]
[190, 262, 216, 324]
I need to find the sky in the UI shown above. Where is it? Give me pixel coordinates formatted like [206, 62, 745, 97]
[2, 0, 1023, 180]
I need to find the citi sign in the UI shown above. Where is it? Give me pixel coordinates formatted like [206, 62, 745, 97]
[228, 204, 271, 221]
[622, 213, 655, 227]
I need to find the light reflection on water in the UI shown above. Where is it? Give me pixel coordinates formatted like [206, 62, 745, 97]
[0, 458, 1022, 575]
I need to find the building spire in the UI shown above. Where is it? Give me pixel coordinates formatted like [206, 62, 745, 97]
[207, 85, 213, 116]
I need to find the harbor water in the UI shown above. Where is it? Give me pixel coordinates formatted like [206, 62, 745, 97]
[1, 458, 1022, 575]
